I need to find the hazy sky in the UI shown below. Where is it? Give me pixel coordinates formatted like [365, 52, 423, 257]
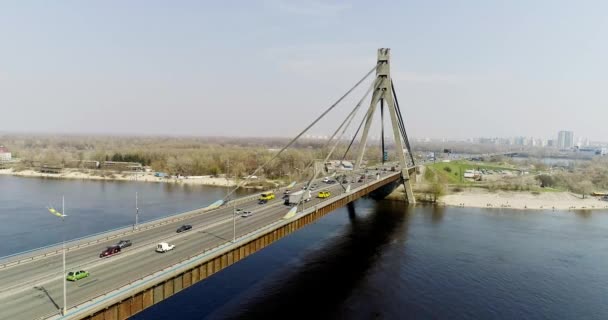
[1, 1, 607, 140]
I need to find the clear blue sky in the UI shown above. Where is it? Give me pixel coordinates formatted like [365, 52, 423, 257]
[1, 0, 607, 141]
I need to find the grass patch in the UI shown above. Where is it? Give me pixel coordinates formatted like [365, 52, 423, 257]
[426, 160, 522, 185]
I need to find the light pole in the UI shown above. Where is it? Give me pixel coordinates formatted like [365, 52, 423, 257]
[232, 201, 236, 243]
[61, 196, 66, 316]
[47, 196, 68, 315]
[134, 192, 139, 230]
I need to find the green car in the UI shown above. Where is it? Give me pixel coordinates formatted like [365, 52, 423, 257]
[66, 270, 89, 281]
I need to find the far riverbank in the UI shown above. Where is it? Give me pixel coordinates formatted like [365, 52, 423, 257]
[0, 168, 238, 187]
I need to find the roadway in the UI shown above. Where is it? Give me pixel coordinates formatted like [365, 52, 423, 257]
[0, 168, 399, 320]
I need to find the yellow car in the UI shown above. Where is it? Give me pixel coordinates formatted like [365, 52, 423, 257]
[259, 192, 275, 201]
[318, 191, 331, 198]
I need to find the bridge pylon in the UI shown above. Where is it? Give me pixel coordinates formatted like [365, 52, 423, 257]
[355, 48, 415, 204]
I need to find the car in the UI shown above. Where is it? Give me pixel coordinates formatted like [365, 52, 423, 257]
[116, 240, 132, 249]
[241, 211, 253, 217]
[66, 270, 89, 281]
[176, 225, 192, 233]
[99, 246, 121, 258]
[258, 199, 268, 204]
[341, 179, 349, 184]
[358, 178, 364, 183]
[326, 180, 336, 184]
[318, 191, 331, 198]
[235, 208, 244, 213]
[322, 177, 330, 183]
[259, 192, 275, 201]
[284, 190, 291, 194]
[156, 242, 175, 253]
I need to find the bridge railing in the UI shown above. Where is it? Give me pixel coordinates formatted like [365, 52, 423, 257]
[43, 173, 400, 320]
[0, 204, 216, 269]
[0, 177, 325, 269]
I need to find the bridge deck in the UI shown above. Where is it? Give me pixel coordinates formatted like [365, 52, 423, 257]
[0, 169, 403, 320]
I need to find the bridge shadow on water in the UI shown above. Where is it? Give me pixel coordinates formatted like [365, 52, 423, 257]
[207, 200, 412, 320]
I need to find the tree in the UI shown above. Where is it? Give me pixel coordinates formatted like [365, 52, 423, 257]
[428, 182, 446, 203]
[572, 180, 594, 199]
[535, 174, 555, 188]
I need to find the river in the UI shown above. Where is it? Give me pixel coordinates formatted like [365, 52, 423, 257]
[2, 176, 608, 319]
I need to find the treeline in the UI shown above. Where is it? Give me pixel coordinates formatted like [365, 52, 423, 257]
[1, 134, 390, 180]
[535, 158, 608, 197]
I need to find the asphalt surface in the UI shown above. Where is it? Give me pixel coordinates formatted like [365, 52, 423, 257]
[0, 168, 399, 320]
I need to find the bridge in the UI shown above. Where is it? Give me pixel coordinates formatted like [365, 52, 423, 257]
[0, 48, 416, 320]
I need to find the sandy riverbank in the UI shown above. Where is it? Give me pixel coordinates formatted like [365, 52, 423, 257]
[442, 189, 608, 210]
[0, 168, 237, 187]
[386, 185, 608, 210]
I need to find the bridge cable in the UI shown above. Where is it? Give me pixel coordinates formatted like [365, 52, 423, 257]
[222, 63, 380, 203]
[391, 80, 416, 166]
[380, 98, 385, 164]
[294, 80, 377, 207]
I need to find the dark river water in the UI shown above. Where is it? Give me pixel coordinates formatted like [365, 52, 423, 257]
[2, 176, 608, 319]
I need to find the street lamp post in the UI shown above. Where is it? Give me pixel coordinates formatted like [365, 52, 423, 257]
[47, 196, 68, 315]
[233, 201, 236, 243]
[134, 192, 139, 230]
[61, 196, 67, 316]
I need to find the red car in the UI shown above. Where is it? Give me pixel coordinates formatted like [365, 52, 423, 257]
[99, 245, 121, 258]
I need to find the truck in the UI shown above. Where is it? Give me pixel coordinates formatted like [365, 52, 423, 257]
[285, 190, 311, 205]
[156, 242, 175, 253]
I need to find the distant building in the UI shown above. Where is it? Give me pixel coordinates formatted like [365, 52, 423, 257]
[65, 160, 100, 169]
[0, 145, 11, 162]
[101, 161, 143, 171]
[557, 131, 574, 149]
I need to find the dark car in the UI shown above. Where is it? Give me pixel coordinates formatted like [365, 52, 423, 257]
[116, 240, 132, 249]
[258, 199, 268, 204]
[99, 246, 121, 258]
[327, 180, 336, 184]
[176, 225, 192, 233]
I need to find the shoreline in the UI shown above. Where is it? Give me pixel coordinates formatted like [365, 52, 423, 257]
[387, 186, 608, 211]
[440, 189, 608, 211]
[0, 168, 238, 187]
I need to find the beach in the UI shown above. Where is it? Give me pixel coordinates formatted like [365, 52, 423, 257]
[0, 168, 237, 187]
[441, 189, 608, 210]
[386, 184, 608, 210]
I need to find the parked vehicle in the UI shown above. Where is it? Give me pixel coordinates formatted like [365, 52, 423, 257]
[259, 192, 275, 201]
[99, 246, 121, 258]
[156, 242, 175, 253]
[66, 270, 89, 281]
[241, 211, 253, 217]
[116, 240, 132, 249]
[322, 177, 330, 183]
[176, 225, 192, 233]
[318, 191, 331, 198]
[285, 190, 311, 205]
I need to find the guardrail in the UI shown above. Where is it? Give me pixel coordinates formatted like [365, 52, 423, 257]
[0, 205, 216, 269]
[42, 174, 397, 319]
[2, 171, 382, 271]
